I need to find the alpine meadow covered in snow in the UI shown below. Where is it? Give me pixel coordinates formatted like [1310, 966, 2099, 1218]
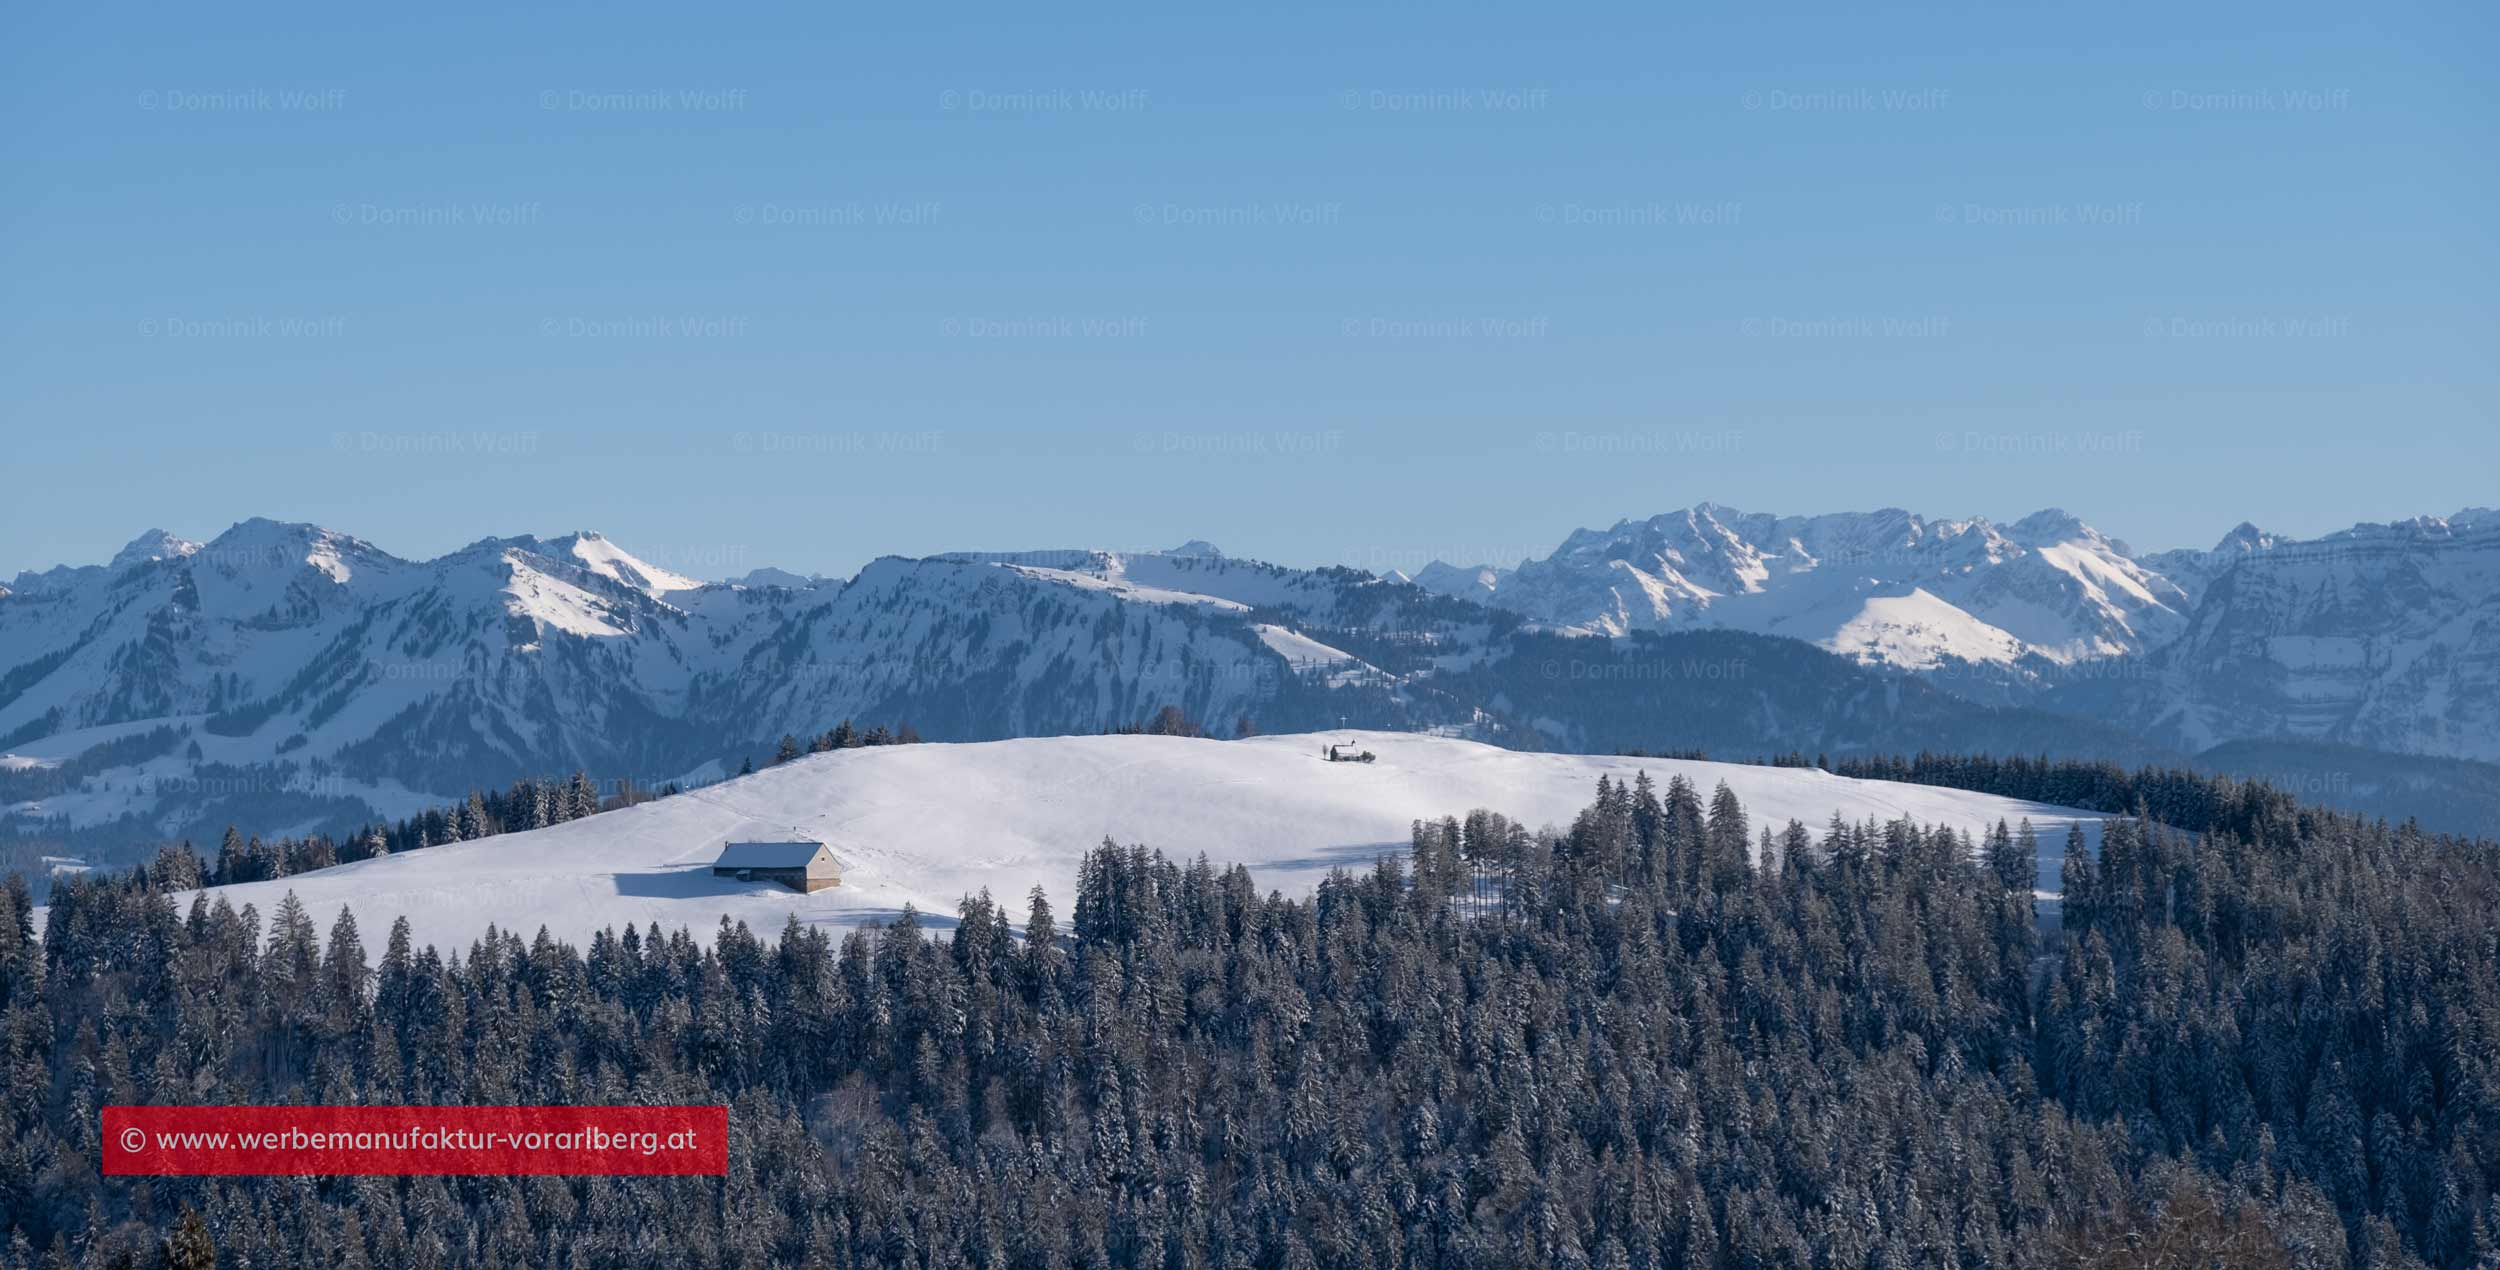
[7, 0, 2498, 1264]
[123, 730, 2114, 955]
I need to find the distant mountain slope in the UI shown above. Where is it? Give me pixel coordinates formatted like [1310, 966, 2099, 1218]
[2190, 738, 2500, 836]
[1413, 502, 2500, 764]
[675, 553, 1407, 746]
[929, 546, 1376, 617]
[163, 729, 2111, 951]
[2137, 521, 2283, 601]
[2056, 510, 2500, 760]
[1402, 560, 1505, 601]
[1415, 503, 2192, 674]
[1432, 628, 2184, 767]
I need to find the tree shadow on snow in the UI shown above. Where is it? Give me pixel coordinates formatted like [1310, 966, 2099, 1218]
[832, 907, 961, 933]
[1254, 841, 1406, 874]
[611, 868, 769, 899]
[607, 872, 963, 933]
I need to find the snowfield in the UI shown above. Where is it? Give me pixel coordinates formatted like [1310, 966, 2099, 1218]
[169, 731, 2106, 955]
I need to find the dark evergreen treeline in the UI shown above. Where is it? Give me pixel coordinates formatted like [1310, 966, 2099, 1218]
[1829, 742, 2500, 841]
[1614, 748, 2327, 843]
[1099, 706, 1224, 739]
[157, 719, 927, 889]
[162, 769, 612, 890]
[2188, 739, 2500, 841]
[771, 719, 926, 767]
[1820, 751, 2323, 839]
[5, 770, 2499, 1268]
[0, 727, 188, 810]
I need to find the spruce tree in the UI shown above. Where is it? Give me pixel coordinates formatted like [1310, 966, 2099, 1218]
[162, 1209, 214, 1270]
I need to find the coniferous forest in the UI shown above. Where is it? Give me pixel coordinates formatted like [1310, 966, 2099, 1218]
[6, 770, 2498, 1269]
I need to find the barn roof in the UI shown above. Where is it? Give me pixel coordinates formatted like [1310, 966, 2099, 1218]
[715, 840, 833, 868]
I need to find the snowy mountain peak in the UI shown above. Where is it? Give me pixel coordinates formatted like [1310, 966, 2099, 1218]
[200, 519, 387, 585]
[2006, 508, 2095, 546]
[108, 529, 203, 572]
[2214, 522, 2276, 553]
[2136, 523, 2279, 605]
[731, 566, 825, 590]
[496, 546, 635, 638]
[2308, 511, 2500, 548]
[211, 516, 315, 541]
[4, 529, 210, 598]
[1487, 502, 2188, 670]
[1166, 539, 1225, 558]
[1408, 560, 1508, 600]
[536, 531, 705, 597]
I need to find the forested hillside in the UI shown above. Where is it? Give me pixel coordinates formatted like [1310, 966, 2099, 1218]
[6, 771, 2496, 1268]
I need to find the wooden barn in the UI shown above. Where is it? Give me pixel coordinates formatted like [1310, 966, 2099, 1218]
[712, 840, 843, 893]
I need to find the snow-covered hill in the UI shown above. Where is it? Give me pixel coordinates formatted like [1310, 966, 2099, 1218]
[169, 730, 2107, 953]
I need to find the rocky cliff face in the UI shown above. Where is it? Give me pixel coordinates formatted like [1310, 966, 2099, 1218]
[1413, 502, 2500, 761]
[2088, 510, 2500, 760]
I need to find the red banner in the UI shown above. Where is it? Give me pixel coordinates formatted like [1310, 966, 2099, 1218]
[102, 1105, 727, 1176]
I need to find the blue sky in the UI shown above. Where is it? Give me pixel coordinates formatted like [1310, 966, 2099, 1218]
[4, 0, 2493, 579]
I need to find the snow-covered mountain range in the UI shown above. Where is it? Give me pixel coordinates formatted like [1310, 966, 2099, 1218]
[1409, 503, 2500, 761]
[0, 523, 1467, 836]
[6, 503, 2496, 843]
[1404, 503, 2192, 670]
